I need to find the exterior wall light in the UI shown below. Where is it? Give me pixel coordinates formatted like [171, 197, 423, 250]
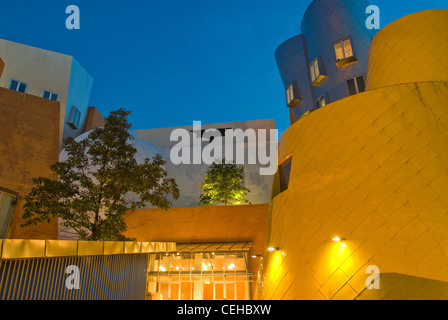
[332, 237, 346, 242]
[252, 254, 261, 258]
[267, 247, 280, 251]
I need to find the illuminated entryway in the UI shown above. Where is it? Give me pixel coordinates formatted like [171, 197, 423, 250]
[147, 243, 252, 300]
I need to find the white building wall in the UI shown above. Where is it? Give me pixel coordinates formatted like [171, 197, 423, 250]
[136, 119, 276, 207]
[0, 39, 93, 146]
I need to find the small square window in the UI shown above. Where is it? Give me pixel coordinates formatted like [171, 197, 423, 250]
[334, 38, 353, 60]
[346, 75, 365, 96]
[43, 90, 59, 101]
[334, 38, 357, 67]
[285, 81, 302, 108]
[279, 157, 292, 192]
[67, 106, 82, 129]
[309, 57, 327, 86]
[315, 93, 329, 109]
[9, 79, 28, 93]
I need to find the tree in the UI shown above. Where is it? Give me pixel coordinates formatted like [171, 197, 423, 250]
[21, 108, 179, 241]
[199, 159, 251, 206]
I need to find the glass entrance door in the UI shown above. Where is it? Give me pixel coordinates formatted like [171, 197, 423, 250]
[147, 251, 251, 300]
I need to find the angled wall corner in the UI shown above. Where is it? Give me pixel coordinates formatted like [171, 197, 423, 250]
[83, 106, 106, 132]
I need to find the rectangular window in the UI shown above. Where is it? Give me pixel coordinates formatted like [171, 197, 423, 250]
[9, 79, 28, 93]
[43, 90, 59, 101]
[334, 37, 354, 61]
[315, 93, 328, 109]
[309, 57, 327, 86]
[310, 58, 320, 83]
[279, 157, 292, 192]
[0, 191, 15, 239]
[286, 83, 294, 106]
[67, 106, 82, 129]
[285, 81, 302, 108]
[346, 75, 366, 96]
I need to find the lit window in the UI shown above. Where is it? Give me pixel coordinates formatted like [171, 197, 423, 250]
[310, 58, 319, 83]
[43, 90, 59, 101]
[309, 57, 327, 86]
[67, 106, 82, 129]
[148, 251, 251, 300]
[334, 38, 354, 61]
[9, 79, 28, 93]
[285, 81, 302, 108]
[0, 190, 16, 239]
[346, 76, 366, 96]
[315, 93, 329, 109]
[279, 157, 292, 192]
[286, 84, 294, 105]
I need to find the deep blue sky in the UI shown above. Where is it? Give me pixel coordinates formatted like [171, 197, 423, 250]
[0, 0, 446, 135]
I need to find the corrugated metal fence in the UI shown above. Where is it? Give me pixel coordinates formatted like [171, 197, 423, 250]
[0, 253, 148, 300]
[0, 239, 175, 300]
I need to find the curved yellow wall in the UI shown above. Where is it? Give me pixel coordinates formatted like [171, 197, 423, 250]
[258, 8, 448, 300]
[258, 81, 448, 300]
[366, 9, 448, 90]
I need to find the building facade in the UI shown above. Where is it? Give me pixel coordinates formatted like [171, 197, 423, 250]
[275, 0, 376, 123]
[0, 41, 105, 240]
[0, 39, 96, 147]
[2, 2, 447, 301]
[0, 64, 60, 240]
[257, 8, 448, 300]
[136, 119, 276, 208]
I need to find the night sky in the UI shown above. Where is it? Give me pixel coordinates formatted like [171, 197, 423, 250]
[0, 0, 446, 136]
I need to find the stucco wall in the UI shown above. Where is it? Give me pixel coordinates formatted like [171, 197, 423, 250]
[0, 39, 94, 147]
[0, 39, 72, 145]
[63, 58, 94, 143]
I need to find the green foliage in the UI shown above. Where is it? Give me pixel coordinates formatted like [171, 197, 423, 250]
[21, 108, 179, 241]
[199, 159, 251, 206]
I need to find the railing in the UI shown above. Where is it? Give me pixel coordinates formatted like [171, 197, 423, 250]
[0, 239, 175, 300]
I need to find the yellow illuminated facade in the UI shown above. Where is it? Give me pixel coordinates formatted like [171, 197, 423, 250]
[256, 9, 448, 300]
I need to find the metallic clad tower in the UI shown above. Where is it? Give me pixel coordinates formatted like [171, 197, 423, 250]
[275, 0, 377, 122]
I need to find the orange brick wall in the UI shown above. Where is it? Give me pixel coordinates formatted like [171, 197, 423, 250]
[0, 87, 60, 239]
